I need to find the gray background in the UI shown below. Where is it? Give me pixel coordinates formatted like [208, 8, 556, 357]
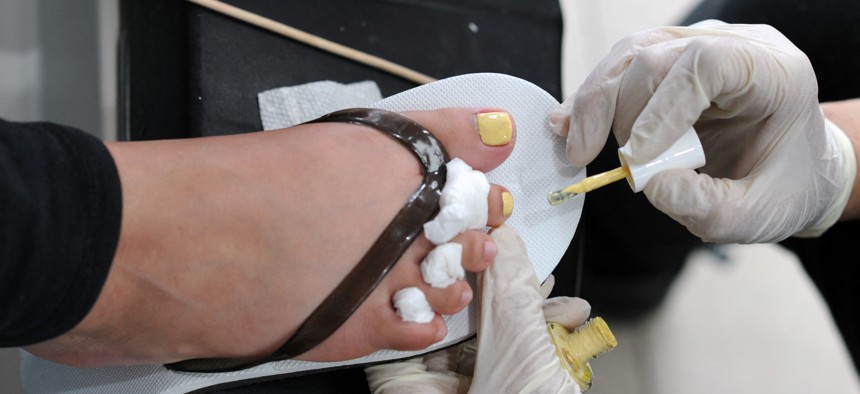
[1, 0, 117, 392]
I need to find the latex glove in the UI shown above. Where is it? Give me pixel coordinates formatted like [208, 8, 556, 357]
[364, 343, 474, 394]
[366, 226, 590, 394]
[550, 20, 857, 243]
[470, 226, 586, 393]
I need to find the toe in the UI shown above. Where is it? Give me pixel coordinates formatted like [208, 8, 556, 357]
[422, 280, 473, 316]
[378, 313, 447, 351]
[368, 290, 447, 351]
[487, 184, 513, 227]
[403, 108, 516, 173]
[449, 231, 495, 272]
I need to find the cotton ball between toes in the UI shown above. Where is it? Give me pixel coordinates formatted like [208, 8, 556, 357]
[424, 158, 490, 245]
[393, 287, 435, 323]
[397, 158, 484, 322]
[421, 242, 464, 288]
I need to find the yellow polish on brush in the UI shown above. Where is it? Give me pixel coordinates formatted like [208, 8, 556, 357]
[547, 166, 629, 206]
[547, 317, 617, 392]
[548, 128, 707, 206]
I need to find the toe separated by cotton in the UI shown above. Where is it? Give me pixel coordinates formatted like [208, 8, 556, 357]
[423, 158, 490, 245]
[20, 73, 585, 394]
[397, 158, 485, 321]
[420, 242, 465, 289]
[393, 288, 435, 324]
[396, 240, 463, 323]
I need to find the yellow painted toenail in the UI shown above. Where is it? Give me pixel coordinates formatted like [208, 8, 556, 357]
[502, 191, 514, 216]
[477, 112, 512, 146]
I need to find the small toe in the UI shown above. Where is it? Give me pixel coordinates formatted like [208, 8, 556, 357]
[449, 231, 495, 272]
[421, 280, 473, 316]
[487, 184, 513, 227]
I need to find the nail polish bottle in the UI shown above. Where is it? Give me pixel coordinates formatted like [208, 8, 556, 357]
[547, 316, 617, 392]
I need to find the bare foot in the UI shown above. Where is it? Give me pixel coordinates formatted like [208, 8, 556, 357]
[23, 108, 516, 367]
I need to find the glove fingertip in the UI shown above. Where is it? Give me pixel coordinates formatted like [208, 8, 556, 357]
[549, 100, 573, 137]
[487, 225, 531, 272]
[538, 275, 555, 299]
[543, 297, 592, 329]
[565, 120, 607, 167]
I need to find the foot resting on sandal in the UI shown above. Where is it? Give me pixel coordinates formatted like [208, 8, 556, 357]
[22, 107, 517, 368]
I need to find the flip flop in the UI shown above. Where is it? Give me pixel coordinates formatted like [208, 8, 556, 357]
[164, 108, 451, 373]
[19, 73, 585, 393]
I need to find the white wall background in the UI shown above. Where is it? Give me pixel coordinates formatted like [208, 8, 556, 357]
[560, 0, 699, 99]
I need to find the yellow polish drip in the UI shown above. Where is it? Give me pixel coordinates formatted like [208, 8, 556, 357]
[477, 112, 513, 146]
[547, 166, 629, 206]
[501, 191, 514, 216]
[547, 317, 617, 392]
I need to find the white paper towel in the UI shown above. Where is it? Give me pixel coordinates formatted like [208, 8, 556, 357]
[20, 73, 585, 394]
[259, 80, 382, 129]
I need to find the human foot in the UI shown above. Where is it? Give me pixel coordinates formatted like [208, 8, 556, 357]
[23, 107, 516, 368]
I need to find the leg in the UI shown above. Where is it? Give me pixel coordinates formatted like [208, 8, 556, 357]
[23, 108, 515, 367]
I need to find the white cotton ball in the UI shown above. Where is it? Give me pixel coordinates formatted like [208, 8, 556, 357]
[420, 242, 464, 288]
[393, 287, 435, 323]
[424, 158, 490, 245]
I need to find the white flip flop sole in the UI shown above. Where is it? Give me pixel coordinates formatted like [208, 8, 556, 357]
[19, 73, 585, 393]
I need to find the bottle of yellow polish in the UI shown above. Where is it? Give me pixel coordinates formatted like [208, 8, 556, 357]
[547, 317, 617, 392]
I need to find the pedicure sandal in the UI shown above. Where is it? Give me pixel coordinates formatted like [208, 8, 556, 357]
[164, 108, 450, 373]
[22, 73, 585, 393]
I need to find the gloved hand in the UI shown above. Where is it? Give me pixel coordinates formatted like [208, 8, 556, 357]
[550, 19, 857, 243]
[365, 226, 590, 394]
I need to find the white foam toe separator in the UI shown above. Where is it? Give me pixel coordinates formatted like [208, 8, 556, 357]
[19, 73, 585, 393]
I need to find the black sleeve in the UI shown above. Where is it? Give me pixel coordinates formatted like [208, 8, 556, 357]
[0, 118, 122, 347]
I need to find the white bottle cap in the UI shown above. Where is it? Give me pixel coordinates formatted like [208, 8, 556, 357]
[618, 127, 706, 192]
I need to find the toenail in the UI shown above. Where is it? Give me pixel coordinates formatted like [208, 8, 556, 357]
[484, 240, 497, 263]
[435, 327, 446, 342]
[501, 191, 514, 217]
[477, 112, 512, 146]
[460, 287, 473, 307]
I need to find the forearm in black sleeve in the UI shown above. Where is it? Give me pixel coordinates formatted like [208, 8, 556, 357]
[0, 118, 121, 347]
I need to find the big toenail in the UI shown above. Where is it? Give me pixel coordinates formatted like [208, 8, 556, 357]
[477, 112, 512, 146]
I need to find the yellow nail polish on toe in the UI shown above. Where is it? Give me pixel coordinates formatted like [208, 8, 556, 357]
[502, 191, 514, 216]
[477, 112, 512, 146]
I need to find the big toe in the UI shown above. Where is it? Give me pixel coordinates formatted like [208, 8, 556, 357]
[403, 108, 516, 173]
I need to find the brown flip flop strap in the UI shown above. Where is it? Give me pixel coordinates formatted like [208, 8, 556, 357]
[165, 108, 449, 372]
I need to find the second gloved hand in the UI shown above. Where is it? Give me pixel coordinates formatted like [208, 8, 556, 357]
[365, 226, 590, 394]
[469, 226, 586, 394]
[550, 20, 856, 243]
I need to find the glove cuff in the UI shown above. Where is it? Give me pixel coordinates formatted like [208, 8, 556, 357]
[795, 115, 858, 237]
